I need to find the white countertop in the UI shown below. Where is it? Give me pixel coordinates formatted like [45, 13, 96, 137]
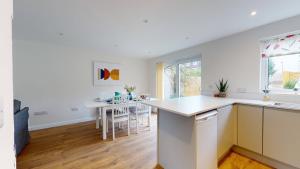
[143, 96, 300, 117]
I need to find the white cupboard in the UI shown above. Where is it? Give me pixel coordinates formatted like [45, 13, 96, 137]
[196, 111, 218, 169]
[237, 105, 263, 154]
[264, 108, 300, 168]
[217, 105, 237, 159]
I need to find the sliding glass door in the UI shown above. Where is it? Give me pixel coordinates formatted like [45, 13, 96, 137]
[164, 59, 201, 99]
[179, 60, 201, 97]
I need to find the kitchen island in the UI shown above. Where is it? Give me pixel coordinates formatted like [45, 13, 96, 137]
[144, 96, 300, 169]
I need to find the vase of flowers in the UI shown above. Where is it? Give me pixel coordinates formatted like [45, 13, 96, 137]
[124, 85, 136, 100]
[214, 78, 229, 98]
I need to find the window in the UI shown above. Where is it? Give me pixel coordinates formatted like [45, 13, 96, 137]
[261, 32, 300, 93]
[164, 58, 201, 98]
[179, 61, 201, 97]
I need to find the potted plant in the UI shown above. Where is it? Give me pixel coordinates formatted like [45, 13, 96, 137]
[124, 85, 136, 100]
[215, 79, 229, 98]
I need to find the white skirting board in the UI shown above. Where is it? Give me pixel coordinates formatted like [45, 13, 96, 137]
[29, 117, 95, 131]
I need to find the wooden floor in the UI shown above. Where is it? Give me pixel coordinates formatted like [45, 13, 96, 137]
[219, 152, 274, 169]
[17, 115, 157, 169]
[18, 114, 273, 169]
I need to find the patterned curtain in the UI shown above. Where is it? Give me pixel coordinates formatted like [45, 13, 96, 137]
[261, 32, 300, 58]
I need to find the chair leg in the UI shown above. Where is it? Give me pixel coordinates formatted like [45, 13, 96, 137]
[136, 113, 139, 134]
[148, 114, 151, 130]
[127, 118, 130, 136]
[112, 121, 115, 140]
[106, 118, 108, 133]
[118, 122, 120, 128]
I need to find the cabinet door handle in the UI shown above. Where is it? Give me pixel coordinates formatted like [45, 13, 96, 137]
[196, 111, 217, 121]
[198, 114, 217, 122]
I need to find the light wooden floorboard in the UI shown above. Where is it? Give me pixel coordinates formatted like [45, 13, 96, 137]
[219, 152, 275, 169]
[18, 114, 273, 169]
[18, 115, 157, 169]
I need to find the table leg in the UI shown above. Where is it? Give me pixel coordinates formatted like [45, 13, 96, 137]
[96, 108, 100, 129]
[136, 105, 139, 134]
[100, 108, 103, 126]
[148, 106, 152, 130]
[102, 107, 107, 140]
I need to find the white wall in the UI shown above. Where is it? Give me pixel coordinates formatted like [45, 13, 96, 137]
[149, 15, 300, 103]
[13, 40, 149, 130]
[0, 0, 16, 168]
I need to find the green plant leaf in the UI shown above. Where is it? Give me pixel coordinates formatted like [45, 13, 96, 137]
[216, 78, 229, 92]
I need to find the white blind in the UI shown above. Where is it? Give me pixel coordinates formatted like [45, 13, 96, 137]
[260, 32, 300, 58]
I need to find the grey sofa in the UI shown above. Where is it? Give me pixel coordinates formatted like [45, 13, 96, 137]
[14, 99, 30, 155]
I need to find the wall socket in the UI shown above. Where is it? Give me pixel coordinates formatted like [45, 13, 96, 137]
[33, 111, 48, 116]
[237, 88, 247, 93]
[71, 107, 79, 112]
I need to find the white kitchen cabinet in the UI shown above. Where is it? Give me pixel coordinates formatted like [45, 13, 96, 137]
[196, 111, 218, 169]
[158, 109, 218, 169]
[237, 104, 263, 154]
[264, 108, 300, 168]
[217, 105, 237, 159]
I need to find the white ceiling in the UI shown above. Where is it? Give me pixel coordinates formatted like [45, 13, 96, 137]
[13, 0, 300, 58]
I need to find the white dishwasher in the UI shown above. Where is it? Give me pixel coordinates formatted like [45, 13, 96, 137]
[196, 110, 218, 169]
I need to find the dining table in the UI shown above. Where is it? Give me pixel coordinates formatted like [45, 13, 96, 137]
[85, 99, 153, 140]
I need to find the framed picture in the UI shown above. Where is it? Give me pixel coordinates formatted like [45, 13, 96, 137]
[93, 61, 122, 86]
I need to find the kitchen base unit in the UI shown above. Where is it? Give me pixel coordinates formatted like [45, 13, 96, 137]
[144, 96, 300, 169]
[157, 109, 218, 169]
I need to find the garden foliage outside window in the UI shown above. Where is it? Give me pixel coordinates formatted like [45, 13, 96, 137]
[164, 58, 201, 98]
[260, 31, 300, 93]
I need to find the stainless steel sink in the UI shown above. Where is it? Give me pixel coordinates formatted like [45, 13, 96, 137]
[269, 102, 300, 109]
[273, 102, 283, 106]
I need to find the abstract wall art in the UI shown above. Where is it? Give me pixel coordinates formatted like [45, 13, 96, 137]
[93, 62, 122, 85]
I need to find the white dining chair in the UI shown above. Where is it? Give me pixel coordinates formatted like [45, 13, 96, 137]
[130, 99, 151, 133]
[106, 96, 130, 140]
